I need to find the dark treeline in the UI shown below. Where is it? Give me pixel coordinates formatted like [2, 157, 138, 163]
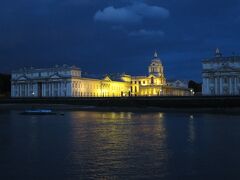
[188, 80, 202, 94]
[0, 74, 11, 97]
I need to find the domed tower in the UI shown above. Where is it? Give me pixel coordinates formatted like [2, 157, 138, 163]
[215, 48, 222, 57]
[148, 51, 164, 77]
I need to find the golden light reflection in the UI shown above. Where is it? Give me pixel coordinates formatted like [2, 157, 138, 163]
[67, 111, 169, 177]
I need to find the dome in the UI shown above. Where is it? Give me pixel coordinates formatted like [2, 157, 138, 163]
[148, 51, 164, 77]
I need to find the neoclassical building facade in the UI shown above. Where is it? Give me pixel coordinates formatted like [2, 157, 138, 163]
[11, 52, 192, 97]
[202, 49, 240, 95]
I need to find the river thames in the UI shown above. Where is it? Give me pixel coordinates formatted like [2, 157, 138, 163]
[1, 110, 240, 179]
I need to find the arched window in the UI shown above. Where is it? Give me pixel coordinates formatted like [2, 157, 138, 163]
[151, 77, 154, 84]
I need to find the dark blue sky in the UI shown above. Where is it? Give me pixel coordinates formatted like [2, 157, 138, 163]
[1, 0, 240, 81]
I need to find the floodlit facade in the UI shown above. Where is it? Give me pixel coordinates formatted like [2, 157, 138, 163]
[11, 52, 192, 98]
[125, 52, 191, 96]
[11, 65, 130, 97]
[202, 48, 240, 95]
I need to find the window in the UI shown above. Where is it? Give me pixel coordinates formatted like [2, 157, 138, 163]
[151, 77, 154, 84]
[54, 82, 58, 89]
[210, 88, 215, 95]
[224, 78, 228, 84]
[210, 78, 214, 84]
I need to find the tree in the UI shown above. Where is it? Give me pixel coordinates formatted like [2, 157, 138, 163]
[0, 73, 11, 97]
[188, 80, 202, 94]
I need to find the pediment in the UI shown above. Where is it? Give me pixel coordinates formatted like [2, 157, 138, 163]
[148, 74, 156, 78]
[17, 76, 28, 81]
[50, 73, 61, 79]
[175, 80, 183, 85]
[103, 76, 112, 81]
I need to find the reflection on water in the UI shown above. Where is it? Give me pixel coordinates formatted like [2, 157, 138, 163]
[1, 111, 240, 179]
[68, 112, 168, 179]
[188, 115, 195, 143]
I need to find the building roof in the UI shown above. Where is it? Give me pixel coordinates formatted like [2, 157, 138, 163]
[202, 48, 240, 63]
[12, 65, 81, 73]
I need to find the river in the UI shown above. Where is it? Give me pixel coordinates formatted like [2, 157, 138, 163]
[0, 110, 240, 179]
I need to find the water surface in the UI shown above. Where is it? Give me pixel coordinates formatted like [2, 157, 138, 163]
[1, 110, 240, 179]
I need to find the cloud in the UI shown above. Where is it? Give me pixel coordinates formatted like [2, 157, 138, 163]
[94, 2, 169, 24]
[129, 29, 165, 38]
[95, 6, 141, 23]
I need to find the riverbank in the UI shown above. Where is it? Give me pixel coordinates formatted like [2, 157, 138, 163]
[1, 96, 240, 113]
[1, 103, 240, 113]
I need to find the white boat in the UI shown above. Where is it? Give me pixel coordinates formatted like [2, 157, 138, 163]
[20, 109, 56, 115]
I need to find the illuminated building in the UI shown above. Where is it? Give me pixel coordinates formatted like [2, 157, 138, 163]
[202, 48, 240, 95]
[124, 52, 191, 96]
[11, 65, 129, 97]
[11, 52, 192, 97]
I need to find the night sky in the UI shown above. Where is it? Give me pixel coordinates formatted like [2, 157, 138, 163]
[1, 0, 240, 81]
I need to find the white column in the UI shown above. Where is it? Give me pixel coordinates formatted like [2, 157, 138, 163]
[58, 82, 61, 97]
[27, 83, 30, 97]
[214, 77, 218, 95]
[52, 83, 54, 97]
[15, 84, 17, 97]
[44, 82, 47, 97]
[234, 77, 237, 95]
[42, 83, 45, 97]
[56, 82, 59, 97]
[19, 84, 22, 97]
[25, 83, 28, 97]
[206, 78, 209, 95]
[203, 78, 206, 95]
[47, 83, 49, 97]
[41, 83, 44, 97]
[66, 81, 70, 97]
[219, 77, 223, 95]
[48, 83, 50, 97]
[49, 82, 51, 96]
[31, 83, 34, 97]
[60, 82, 62, 97]
[229, 77, 232, 95]
[17, 84, 20, 97]
[11, 84, 14, 97]
[35, 83, 37, 97]
[232, 77, 235, 95]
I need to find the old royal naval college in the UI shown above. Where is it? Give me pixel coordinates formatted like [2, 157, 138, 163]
[11, 52, 192, 98]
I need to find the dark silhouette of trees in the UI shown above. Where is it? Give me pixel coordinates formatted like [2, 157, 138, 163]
[0, 74, 11, 97]
[188, 80, 202, 95]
